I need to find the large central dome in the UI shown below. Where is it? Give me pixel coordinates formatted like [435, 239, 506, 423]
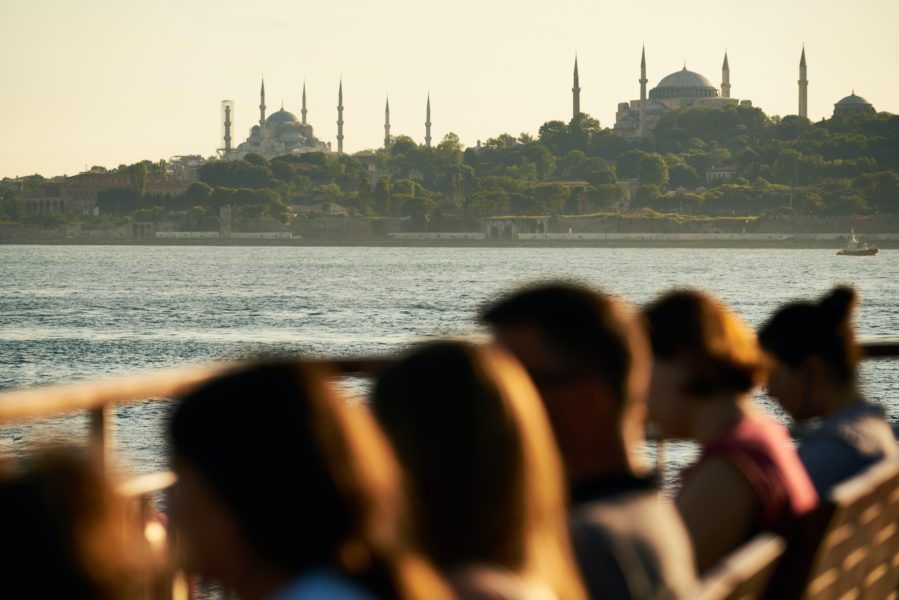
[267, 109, 300, 125]
[650, 67, 718, 100]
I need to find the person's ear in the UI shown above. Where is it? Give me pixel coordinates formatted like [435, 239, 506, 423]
[586, 377, 619, 422]
[802, 355, 825, 380]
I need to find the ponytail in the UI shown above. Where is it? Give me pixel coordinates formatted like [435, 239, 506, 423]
[759, 286, 860, 383]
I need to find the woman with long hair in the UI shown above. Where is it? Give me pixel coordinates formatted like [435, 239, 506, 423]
[643, 291, 818, 574]
[371, 341, 586, 600]
[759, 286, 897, 495]
[169, 361, 449, 600]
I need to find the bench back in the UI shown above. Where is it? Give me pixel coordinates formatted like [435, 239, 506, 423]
[693, 533, 786, 600]
[802, 456, 899, 600]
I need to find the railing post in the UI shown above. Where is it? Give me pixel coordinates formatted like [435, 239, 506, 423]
[89, 404, 115, 473]
[656, 439, 667, 488]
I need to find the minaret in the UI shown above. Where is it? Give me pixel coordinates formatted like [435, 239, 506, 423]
[384, 97, 391, 149]
[721, 51, 731, 99]
[337, 79, 344, 154]
[224, 103, 232, 154]
[425, 94, 432, 148]
[572, 55, 581, 120]
[259, 77, 267, 134]
[638, 46, 647, 138]
[301, 81, 308, 125]
[798, 46, 808, 119]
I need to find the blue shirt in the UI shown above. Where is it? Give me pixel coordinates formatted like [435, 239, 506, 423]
[268, 570, 378, 600]
[798, 401, 898, 496]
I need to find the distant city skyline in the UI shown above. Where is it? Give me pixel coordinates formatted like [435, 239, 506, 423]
[2, 0, 898, 178]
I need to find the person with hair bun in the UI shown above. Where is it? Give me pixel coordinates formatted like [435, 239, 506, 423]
[760, 286, 898, 496]
[643, 290, 818, 574]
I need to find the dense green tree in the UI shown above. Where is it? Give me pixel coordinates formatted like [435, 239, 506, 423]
[588, 184, 629, 211]
[616, 150, 646, 179]
[668, 163, 699, 189]
[467, 189, 509, 216]
[373, 176, 392, 214]
[0, 190, 23, 221]
[199, 159, 274, 189]
[128, 162, 148, 197]
[637, 153, 669, 187]
[184, 182, 213, 204]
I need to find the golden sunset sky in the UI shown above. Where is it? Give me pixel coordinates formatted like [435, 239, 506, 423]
[1, 0, 897, 177]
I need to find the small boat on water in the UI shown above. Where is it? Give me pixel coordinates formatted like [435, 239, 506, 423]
[837, 229, 878, 256]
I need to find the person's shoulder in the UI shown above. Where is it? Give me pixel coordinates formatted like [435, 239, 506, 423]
[816, 403, 898, 458]
[570, 487, 663, 532]
[449, 567, 556, 600]
[571, 489, 696, 599]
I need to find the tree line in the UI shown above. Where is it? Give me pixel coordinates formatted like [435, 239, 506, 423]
[2, 105, 898, 227]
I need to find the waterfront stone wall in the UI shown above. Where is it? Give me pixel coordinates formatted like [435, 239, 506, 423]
[3, 214, 899, 245]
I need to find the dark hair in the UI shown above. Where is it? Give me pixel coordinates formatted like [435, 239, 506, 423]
[480, 283, 645, 408]
[169, 361, 440, 597]
[644, 290, 765, 395]
[759, 286, 860, 383]
[0, 449, 144, 599]
[371, 342, 585, 600]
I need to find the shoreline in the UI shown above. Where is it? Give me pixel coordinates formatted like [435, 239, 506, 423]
[2, 237, 898, 249]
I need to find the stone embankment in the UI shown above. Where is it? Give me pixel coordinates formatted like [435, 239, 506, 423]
[2, 214, 898, 247]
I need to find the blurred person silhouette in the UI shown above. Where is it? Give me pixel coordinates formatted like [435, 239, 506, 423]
[371, 341, 586, 600]
[643, 290, 818, 574]
[759, 286, 897, 495]
[482, 284, 696, 600]
[169, 361, 450, 600]
[0, 448, 147, 599]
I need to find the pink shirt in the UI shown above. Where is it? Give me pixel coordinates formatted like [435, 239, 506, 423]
[692, 413, 819, 534]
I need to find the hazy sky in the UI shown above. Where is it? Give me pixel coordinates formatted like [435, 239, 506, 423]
[2, 0, 897, 178]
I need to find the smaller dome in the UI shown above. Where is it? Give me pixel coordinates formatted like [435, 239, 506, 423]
[832, 92, 875, 118]
[836, 93, 871, 106]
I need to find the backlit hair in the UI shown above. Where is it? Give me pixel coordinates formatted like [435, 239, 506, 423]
[480, 282, 648, 412]
[170, 361, 449, 600]
[644, 290, 765, 396]
[372, 341, 586, 600]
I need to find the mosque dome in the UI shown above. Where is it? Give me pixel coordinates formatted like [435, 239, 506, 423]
[650, 67, 719, 100]
[835, 93, 871, 106]
[833, 92, 875, 117]
[267, 109, 300, 125]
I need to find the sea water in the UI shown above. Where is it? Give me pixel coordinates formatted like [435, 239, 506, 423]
[1, 245, 897, 478]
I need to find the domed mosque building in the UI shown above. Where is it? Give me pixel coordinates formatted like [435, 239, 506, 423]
[614, 48, 752, 139]
[833, 91, 876, 117]
[233, 79, 330, 159]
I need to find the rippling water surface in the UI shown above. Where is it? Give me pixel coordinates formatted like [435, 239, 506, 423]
[1, 245, 897, 477]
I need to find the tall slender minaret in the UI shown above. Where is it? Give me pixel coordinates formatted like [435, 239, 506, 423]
[337, 79, 344, 154]
[259, 77, 267, 134]
[222, 100, 233, 156]
[384, 97, 391, 149]
[721, 51, 731, 99]
[301, 81, 308, 125]
[425, 94, 432, 147]
[798, 46, 808, 119]
[572, 55, 581, 120]
[638, 46, 647, 138]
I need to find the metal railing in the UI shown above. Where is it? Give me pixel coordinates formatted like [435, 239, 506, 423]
[0, 342, 897, 599]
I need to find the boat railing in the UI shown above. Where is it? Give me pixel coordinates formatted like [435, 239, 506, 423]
[0, 342, 897, 599]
